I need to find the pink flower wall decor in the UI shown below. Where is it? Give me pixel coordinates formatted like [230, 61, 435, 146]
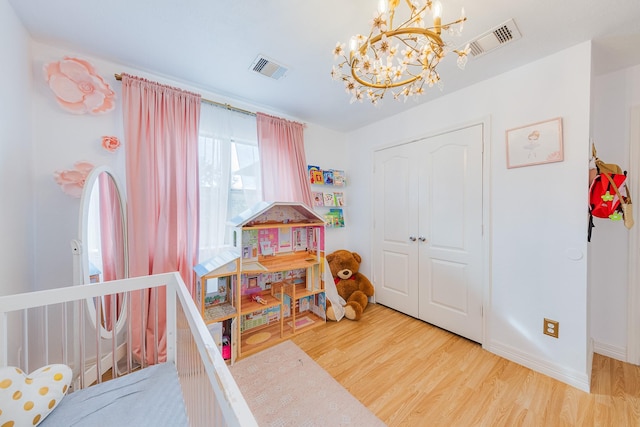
[44, 57, 116, 115]
[53, 161, 95, 198]
[101, 136, 121, 152]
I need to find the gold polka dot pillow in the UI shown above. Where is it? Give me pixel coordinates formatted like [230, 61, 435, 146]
[0, 364, 72, 426]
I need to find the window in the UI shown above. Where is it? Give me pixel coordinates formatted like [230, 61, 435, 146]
[198, 103, 261, 261]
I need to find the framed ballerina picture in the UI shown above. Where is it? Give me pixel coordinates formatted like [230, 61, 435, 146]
[506, 117, 563, 168]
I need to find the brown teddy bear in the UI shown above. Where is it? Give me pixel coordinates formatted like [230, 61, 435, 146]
[325, 250, 374, 321]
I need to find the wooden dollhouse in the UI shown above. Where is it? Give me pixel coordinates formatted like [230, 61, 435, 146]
[230, 201, 326, 358]
[195, 201, 327, 361]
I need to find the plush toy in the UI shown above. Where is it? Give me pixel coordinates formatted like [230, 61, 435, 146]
[325, 250, 374, 321]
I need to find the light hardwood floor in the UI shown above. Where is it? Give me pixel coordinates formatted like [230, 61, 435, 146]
[292, 304, 640, 427]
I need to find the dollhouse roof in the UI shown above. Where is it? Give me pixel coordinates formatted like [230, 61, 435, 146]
[228, 201, 324, 227]
[193, 250, 240, 278]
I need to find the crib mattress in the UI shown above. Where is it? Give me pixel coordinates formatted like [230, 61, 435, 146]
[40, 362, 188, 427]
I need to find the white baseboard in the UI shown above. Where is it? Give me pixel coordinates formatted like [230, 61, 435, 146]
[593, 340, 627, 362]
[486, 341, 591, 392]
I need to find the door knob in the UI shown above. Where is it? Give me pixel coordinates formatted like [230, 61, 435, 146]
[409, 236, 417, 241]
[418, 236, 427, 242]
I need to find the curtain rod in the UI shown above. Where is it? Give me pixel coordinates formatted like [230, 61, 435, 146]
[114, 73, 256, 117]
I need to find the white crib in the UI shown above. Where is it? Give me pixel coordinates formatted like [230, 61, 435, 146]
[0, 272, 257, 427]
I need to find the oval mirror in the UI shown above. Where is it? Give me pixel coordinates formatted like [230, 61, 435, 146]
[78, 166, 128, 337]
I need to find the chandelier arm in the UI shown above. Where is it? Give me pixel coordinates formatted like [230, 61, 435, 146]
[403, 0, 417, 13]
[355, 20, 463, 60]
[395, 4, 431, 30]
[395, 35, 421, 52]
[406, 59, 427, 68]
[374, 22, 466, 51]
[440, 16, 467, 31]
[364, 28, 444, 50]
[350, 60, 421, 89]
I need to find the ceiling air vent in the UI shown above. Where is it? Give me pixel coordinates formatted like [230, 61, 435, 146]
[250, 55, 289, 80]
[464, 18, 522, 59]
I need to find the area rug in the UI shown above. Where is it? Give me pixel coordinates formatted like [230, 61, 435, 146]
[230, 340, 386, 427]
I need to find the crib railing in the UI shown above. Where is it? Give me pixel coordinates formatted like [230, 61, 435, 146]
[0, 272, 257, 427]
[170, 273, 257, 427]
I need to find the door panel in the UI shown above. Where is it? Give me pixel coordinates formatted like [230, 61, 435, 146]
[418, 125, 483, 342]
[429, 144, 467, 249]
[382, 156, 412, 243]
[373, 145, 420, 318]
[381, 251, 411, 295]
[430, 259, 468, 314]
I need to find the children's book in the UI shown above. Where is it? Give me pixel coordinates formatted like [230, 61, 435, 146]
[324, 210, 339, 228]
[333, 192, 345, 206]
[308, 165, 323, 184]
[323, 213, 335, 227]
[328, 208, 345, 228]
[333, 170, 345, 186]
[312, 191, 324, 207]
[323, 192, 335, 206]
[323, 170, 334, 185]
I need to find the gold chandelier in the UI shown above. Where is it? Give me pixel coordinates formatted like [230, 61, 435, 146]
[331, 0, 469, 104]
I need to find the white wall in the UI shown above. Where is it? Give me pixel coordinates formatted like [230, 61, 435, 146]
[345, 43, 593, 391]
[30, 43, 126, 289]
[304, 124, 348, 253]
[1, 0, 33, 367]
[0, 0, 33, 297]
[590, 63, 640, 360]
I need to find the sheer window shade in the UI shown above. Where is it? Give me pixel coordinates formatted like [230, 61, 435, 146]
[198, 104, 261, 261]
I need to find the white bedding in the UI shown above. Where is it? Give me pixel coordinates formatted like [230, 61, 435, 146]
[40, 362, 188, 427]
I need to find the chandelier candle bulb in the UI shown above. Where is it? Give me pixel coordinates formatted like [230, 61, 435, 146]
[378, 0, 388, 14]
[433, 1, 442, 34]
[349, 36, 358, 52]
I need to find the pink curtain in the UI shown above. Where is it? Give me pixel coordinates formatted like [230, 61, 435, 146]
[122, 73, 201, 364]
[256, 112, 313, 207]
[98, 172, 125, 330]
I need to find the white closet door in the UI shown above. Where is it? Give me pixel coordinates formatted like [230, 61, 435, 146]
[373, 142, 421, 318]
[417, 124, 484, 343]
[373, 124, 484, 343]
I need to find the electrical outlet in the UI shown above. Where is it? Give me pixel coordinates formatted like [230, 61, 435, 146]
[543, 318, 559, 338]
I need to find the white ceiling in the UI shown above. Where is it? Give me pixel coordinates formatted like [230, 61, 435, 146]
[9, 0, 640, 132]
